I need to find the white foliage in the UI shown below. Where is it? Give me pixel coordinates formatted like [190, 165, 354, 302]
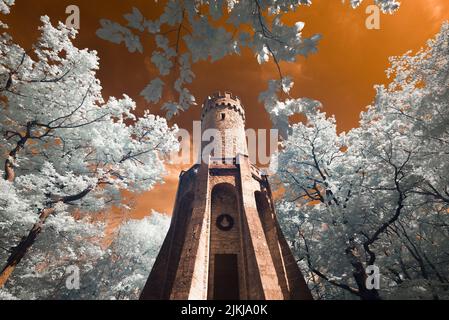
[96, 0, 397, 118]
[259, 78, 322, 137]
[65, 212, 170, 300]
[0, 288, 18, 300]
[141, 78, 165, 104]
[346, 0, 400, 13]
[0, 14, 179, 300]
[274, 22, 449, 300]
[96, 0, 325, 118]
[0, 0, 14, 15]
[97, 19, 143, 53]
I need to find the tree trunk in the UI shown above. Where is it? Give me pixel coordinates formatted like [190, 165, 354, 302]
[3, 122, 34, 182]
[346, 245, 381, 300]
[352, 266, 381, 300]
[0, 208, 54, 288]
[4, 138, 26, 182]
[0, 186, 93, 288]
[4, 156, 16, 182]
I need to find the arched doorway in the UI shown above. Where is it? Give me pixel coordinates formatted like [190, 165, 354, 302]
[209, 183, 240, 300]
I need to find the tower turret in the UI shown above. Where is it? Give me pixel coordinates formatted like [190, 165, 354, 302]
[200, 92, 247, 160]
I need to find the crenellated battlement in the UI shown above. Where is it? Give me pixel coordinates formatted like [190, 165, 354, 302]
[201, 91, 245, 121]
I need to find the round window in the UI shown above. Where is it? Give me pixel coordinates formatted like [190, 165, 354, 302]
[216, 214, 234, 231]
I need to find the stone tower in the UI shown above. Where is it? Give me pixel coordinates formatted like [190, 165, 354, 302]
[140, 92, 312, 300]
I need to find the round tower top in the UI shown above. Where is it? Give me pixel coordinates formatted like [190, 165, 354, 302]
[201, 91, 245, 122]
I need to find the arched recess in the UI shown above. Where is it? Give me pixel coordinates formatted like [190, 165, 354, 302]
[211, 183, 238, 221]
[209, 183, 240, 300]
[255, 190, 271, 221]
[164, 191, 194, 297]
[254, 189, 290, 297]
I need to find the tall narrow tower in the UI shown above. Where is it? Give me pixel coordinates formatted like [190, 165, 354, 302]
[140, 92, 312, 300]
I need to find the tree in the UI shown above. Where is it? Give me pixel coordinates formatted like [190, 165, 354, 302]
[96, 0, 400, 123]
[61, 212, 171, 300]
[0, 0, 409, 299]
[0, 14, 179, 288]
[273, 22, 449, 300]
[0, 205, 106, 299]
[92, 212, 170, 300]
[0, 211, 170, 300]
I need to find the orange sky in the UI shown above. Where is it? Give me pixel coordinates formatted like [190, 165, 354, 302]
[4, 0, 449, 218]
